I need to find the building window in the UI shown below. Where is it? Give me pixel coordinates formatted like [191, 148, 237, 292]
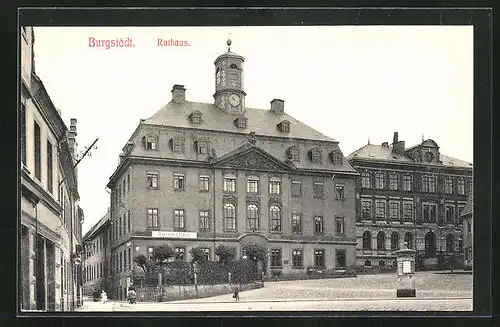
[314, 249, 325, 268]
[223, 175, 236, 192]
[174, 209, 185, 230]
[310, 149, 322, 164]
[172, 137, 184, 153]
[269, 205, 281, 232]
[361, 172, 371, 189]
[196, 140, 209, 154]
[362, 231, 372, 250]
[270, 249, 282, 267]
[292, 249, 303, 268]
[173, 173, 185, 190]
[21, 103, 26, 165]
[119, 252, 123, 271]
[174, 247, 185, 261]
[201, 248, 210, 261]
[128, 248, 131, 269]
[47, 141, 53, 193]
[429, 176, 436, 192]
[403, 202, 413, 220]
[199, 175, 210, 191]
[467, 221, 471, 234]
[331, 151, 343, 165]
[389, 202, 400, 220]
[335, 217, 344, 235]
[458, 178, 465, 195]
[362, 200, 372, 219]
[223, 203, 236, 231]
[313, 181, 324, 199]
[288, 147, 300, 162]
[377, 231, 386, 250]
[34, 121, 41, 180]
[403, 175, 413, 191]
[127, 210, 131, 233]
[389, 174, 398, 190]
[391, 232, 400, 250]
[246, 176, 259, 193]
[422, 175, 436, 192]
[334, 184, 345, 200]
[422, 203, 437, 222]
[123, 250, 127, 270]
[291, 213, 302, 234]
[119, 215, 122, 237]
[291, 180, 302, 197]
[445, 205, 455, 223]
[147, 208, 159, 228]
[191, 112, 202, 124]
[375, 173, 384, 189]
[199, 210, 210, 231]
[280, 121, 290, 133]
[246, 204, 259, 231]
[269, 178, 281, 195]
[375, 201, 386, 219]
[445, 177, 453, 194]
[146, 136, 157, 150]
[314, 216, 324, 234]
[335, 249, 346, 269]
[123, 213, 127, 234]
[147, 172, 159, 188]
[235, 117, 247, 129]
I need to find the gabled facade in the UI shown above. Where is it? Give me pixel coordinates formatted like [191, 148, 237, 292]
[104, 40, 358, 298]
[347, 132, 473, 270]
[20, 26, 84, 311]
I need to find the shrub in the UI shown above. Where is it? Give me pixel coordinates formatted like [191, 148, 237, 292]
[152, 244, 175, 263]
[133, 254, 148, 274]
[190, 247, 209, 264]
[215, 245, 235, 264]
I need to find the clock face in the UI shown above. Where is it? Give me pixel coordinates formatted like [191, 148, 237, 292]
[228, 94, 241, 107]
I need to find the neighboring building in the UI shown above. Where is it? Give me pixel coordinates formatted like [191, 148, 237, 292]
[20, 26, 84, 311]
[82, 209, 112, 296]
[104, 39, 359, 299]
[461, 192, 473, 270]
[347, 133, 473, 270]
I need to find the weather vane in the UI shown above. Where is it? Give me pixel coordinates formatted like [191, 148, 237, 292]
[227, 32, 232, 51]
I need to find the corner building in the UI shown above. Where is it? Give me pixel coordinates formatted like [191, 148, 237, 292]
[347, 133, 473, 270]
[106, 41, 358, 296]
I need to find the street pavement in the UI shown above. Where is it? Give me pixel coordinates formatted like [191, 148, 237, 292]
[78, 271, 472, 312]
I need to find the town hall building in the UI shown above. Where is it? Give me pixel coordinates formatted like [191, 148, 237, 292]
[104, 40, 359, 298]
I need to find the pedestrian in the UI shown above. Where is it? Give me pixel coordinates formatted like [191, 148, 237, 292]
[128, 287, 137, 305]
[232, 284, 239, 302]
[101, 290, 108, 304]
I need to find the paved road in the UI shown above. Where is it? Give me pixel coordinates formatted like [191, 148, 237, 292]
[78, 271, 472, 312]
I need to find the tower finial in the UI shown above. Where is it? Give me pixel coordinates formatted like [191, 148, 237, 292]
[227, 33, 232, 52]
[422, 133, 424, 142]
[368, 137, 370, 145]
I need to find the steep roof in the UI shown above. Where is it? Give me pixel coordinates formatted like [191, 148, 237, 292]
[83, 210, 110, 241]
[143, 100, 336, 142]
[461, 192, 473, 217]
[347, 143, 472, 168]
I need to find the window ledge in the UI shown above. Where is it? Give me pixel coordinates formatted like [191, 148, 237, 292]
[199, 190, 210, 193]
[270, 266, 283, 269]
[292, 266, 304, 269]
[335, 198, 346, 201]
[173, 189, 185, 192]
[223, 229, 237, 233]
[173, 228, 186, 232]
[148, 187, 159, 190]
[269, 230, 283, 234]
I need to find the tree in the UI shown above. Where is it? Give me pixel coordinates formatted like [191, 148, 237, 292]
[215, 245, 235, 264]
[189, 247, 208, 264]
[133, 254, 148, 274]
[152, 244, 174, 263]
[243, 244, 266, 262]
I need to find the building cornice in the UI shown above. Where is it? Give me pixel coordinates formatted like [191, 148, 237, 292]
[349, 158, 473, 173]
[21, 172, 62, 217]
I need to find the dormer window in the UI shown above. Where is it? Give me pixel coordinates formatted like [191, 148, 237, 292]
[170, 136, 185, 153]
[143, 135, 158, 150]
[278, 120, 290, 133]
[286, 146, 300, 162]
[234, 116, 247, 129]
[194, 139, 210, 154]
[230, 63, 238, 69]
[189, 111, 203, 124]
[309, 148, 322, 164]
[330, 151, 343, 165]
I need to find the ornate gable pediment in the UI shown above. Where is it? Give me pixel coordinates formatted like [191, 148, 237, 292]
[214, 146, 293, 172]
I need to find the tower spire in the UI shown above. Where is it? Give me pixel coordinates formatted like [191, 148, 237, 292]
[227, 33, 232, 52]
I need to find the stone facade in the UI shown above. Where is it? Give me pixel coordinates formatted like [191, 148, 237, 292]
[347, 133, 472, 270]
[20, 26, 84, 311]
[101, 41, 358, 299]
[461, 193, 473, 269]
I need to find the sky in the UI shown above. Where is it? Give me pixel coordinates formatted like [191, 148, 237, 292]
[31, 26, 474, 235]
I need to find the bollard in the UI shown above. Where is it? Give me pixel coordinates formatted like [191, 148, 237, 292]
[228, 272, 232, 285]
[194, 272, 198, 298]
[396, 242, 416, 297]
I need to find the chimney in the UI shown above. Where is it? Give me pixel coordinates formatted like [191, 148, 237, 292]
[392, 132, 406, 155]
[382, 142, 389, 148]
[270, 99, 284, 115]
[171, 84, 186, 103]
[68, 118, 78, 157]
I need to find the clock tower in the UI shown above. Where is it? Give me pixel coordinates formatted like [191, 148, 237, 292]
[214, 39, 246, 114]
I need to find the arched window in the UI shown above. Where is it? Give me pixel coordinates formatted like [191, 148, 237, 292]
[391, 232, 400, 250]
[172, 137, 185, 153]
[404, 232, 413, 249]
[247, 204, 259, 231]
[195, 139, 209, 154]
[287, 146, 300, 162]
[230, 63, 238, 69]
[362, 231, 372, 250]
[310, 148, 322, 164]
[377, 231, 386, 250]
[330, 151, 343, 165]
[223, 203, 236, 231]
[446, 234, 455, 253]
[269, 205, 281, 232]
[425, 231, 437, 257]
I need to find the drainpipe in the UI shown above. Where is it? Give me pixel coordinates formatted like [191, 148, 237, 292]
[69, 193, 74, 311]
[211, 165, 216, 257]
[33, 199, 39, 310]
